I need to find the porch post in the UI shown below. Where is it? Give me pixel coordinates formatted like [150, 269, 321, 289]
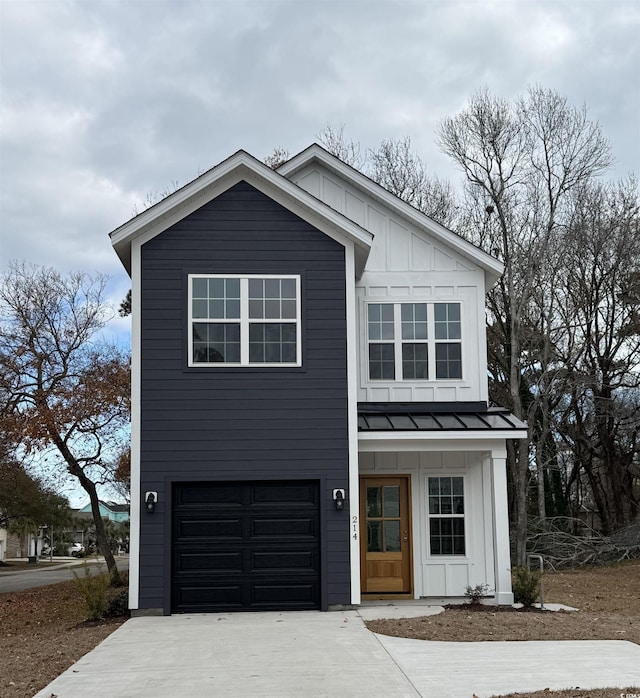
[491, 447, 514, 604]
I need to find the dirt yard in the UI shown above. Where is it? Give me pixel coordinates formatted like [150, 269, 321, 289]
[0, 576, 126, 698]
[1, 560, 638, 698]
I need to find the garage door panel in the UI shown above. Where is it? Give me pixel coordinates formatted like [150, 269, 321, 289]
[177, 517, 243, 538]
[252, 583, 318, 606]
[177, 484, 244, 506]
[176, 551, 242, 572]
[251, 516, 317, 538]
[251, 550, 317, 571]
[176, 584, 244, 609]
[251, 483, 317, 505]
[173, 480, 320, 612]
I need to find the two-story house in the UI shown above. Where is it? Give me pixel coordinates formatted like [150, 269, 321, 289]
[110, 144, 527, 615]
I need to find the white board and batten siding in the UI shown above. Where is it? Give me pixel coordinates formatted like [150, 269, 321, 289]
[289, 164, 490, 404]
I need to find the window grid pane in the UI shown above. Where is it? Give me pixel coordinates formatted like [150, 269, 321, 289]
[249, 323, 297, 364]
[192, 323, 241, 363]
[369, 343, 395, 380]
[192, 278, 240, 320]
[368, 303, 394, 341]
[401, 303, 428, 340]
[434, 303, 461, 340]
[401, 343, 428, 379]
[435, 343, 462, 379]
[248, 278, 297, 320]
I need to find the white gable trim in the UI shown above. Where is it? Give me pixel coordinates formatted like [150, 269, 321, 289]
[110, 151, 373, 277]
[279, 144, 504, 287]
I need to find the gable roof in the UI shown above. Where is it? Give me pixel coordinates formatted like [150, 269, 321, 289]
[110, 149, 374, 277]
[278, 144, 504, 287]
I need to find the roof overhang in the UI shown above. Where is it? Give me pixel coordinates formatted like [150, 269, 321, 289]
[357, 402, 528, 450]
[279, 144, 505, 288]
[109, 150, 373, 278]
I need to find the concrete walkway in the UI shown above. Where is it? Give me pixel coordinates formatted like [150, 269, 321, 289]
[34, 610, 640, 698]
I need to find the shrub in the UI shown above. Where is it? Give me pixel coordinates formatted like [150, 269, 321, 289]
[512, 566, 540, 607]
[464, 583, 490, 604]
[72, 562, 110, 621]
[105, 589, 129, 618]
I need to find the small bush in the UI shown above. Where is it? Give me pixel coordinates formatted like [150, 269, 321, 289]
[72, 562, 110, 621]
[464, 583, 490, 604]
[512, 566, 540, 607]
[105, 589, 129, 618]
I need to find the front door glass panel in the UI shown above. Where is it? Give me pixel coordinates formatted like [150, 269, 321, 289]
[366, 485, 401, 552]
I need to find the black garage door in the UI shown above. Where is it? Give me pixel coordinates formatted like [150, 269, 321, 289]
[172, 480, 320, 612]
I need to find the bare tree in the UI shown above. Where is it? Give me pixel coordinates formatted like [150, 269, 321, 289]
[438, 86, 613, 564]
[263, 146, 290, 170]
[554, 179, 640, 533]
[0, 263, 130, 583]
[369, 137, 458, 226]
[317, 123, 364, 169]
[318, 125, 458, 227]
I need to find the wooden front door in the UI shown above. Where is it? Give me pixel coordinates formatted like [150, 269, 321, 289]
[359, 476, 412, 594]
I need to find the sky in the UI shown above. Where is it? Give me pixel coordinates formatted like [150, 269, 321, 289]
[0, 0, 638, 504]
[1, 1, 639, 294]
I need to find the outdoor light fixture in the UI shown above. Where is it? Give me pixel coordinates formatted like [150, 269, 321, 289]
[145, 491, 157, 513]
[333, 488, 345, 511]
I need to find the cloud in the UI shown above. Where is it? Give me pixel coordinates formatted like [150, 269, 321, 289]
[1, 0, 638, 285]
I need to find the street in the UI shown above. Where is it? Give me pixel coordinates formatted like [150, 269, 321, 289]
[0, 557, 130, 593]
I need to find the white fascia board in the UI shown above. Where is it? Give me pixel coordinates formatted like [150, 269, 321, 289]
[358, 431, 528, 453]
[344, 244, 361, 605]
[279, 144, 504, 288]
[110, 150, 373, 276]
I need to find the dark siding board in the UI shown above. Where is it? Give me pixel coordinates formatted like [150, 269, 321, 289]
[139, 181, 350, 613]
[141, 378, 347, 391]
[142, 397, 347, 408]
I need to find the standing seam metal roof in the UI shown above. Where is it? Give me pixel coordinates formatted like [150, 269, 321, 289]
[357, 404, 527, 432]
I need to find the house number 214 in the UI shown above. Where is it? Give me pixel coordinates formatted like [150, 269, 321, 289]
[352, 515, 358, 540]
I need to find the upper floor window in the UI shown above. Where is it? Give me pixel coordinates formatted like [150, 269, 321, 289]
[367, 302, 462, 381]
[189, 275, 301, 367]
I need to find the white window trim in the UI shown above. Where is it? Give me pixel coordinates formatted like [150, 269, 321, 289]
[426, 474, 467, 558]
[365, 300, 463, 382]
[188, 274, 302, 367]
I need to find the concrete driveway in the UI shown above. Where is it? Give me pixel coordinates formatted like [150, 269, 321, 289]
[33, 608, 640, 698]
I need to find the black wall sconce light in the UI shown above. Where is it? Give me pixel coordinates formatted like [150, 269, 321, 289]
[332, 488, 346, 511]
[145, 491, 157, 513]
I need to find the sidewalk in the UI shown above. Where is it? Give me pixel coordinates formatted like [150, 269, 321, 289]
[0, 556, 107, 574]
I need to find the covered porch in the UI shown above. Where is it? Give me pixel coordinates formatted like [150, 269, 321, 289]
[354, 403, 528, 605]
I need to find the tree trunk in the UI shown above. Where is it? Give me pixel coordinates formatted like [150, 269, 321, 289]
[84, 479, 121, 585]
[47, 425, 121, 585]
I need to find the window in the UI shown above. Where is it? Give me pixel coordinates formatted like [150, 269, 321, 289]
[366, 302, 462, 381]
[434, 303, 462, 379]
[428, 476, 465, 556]
[190, 275, 300, 366]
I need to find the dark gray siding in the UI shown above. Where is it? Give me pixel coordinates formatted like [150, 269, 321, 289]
[139, 181, 350, 612]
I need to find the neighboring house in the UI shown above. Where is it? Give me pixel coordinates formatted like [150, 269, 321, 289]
[76, 500, 130, 523]
[3, 531, 44, 559]
[110, 144, 527, 616]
